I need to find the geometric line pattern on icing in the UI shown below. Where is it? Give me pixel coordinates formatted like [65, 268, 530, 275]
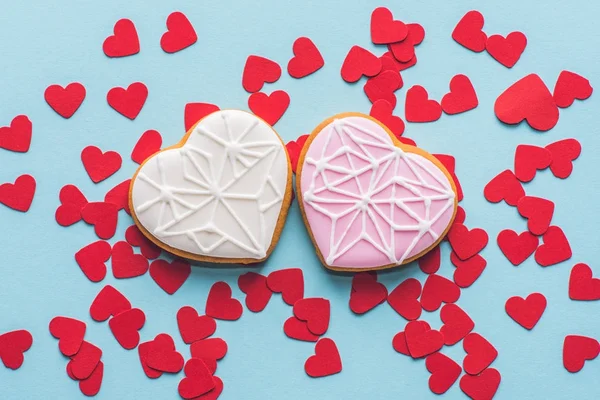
[300, 116, 455, 269]
[131, 110, 288, 260]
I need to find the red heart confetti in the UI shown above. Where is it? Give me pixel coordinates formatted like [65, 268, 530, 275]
[486, 32, 527, 68]
[267, 268, 304, 306]
[387, 278, 422, 320]
[304, 338, 342, 378]
[178, 358, 216, 399]
[89, 285, 132, 322]
[287, 37, 324, 79]
[553, 70, 593, 108]
[426, 352, 462, 395]
[242, 55, 281, 93]
[160, 11, 197, 53]
[103, 18, 139, 58]
[370, 7, 408, 44]
[192, 376, 223, 400]
[349, 272, 388, 314]
[184, 103, 220, 132]
[68, 341, 102, 380]
[177, 306, 216, 344]
[452, 10, 487, 52]
[149, 259, 190, 295]
[238, 272, 272, 312]
[448, 224, 489, 261]
[44, 82, 86, 118]
[441, 74, 478, 115]
[104, 179, 131, 214]
[494, 73, 559, 131]
[139, 333, 180, 377]
[370, 99, 405, 138]
[483, 169, 525, 206]
[517, 196, 554, 236]
[563, 335, 600, 373]
[418, 245, 441, 274]
[463, 332, 498, 375]
[421, 274, 461, 312]
[387, 23, 425, 62]
[451, 252, 487, 288]
[0, 174, 36, 212]
[55, 184, 88, 227]
[569, 263, 600, 301]
[440, 303, 475, 346]
[248, 90, 290, 126]
[505, 293, 546, 330]
[286, 134, 309, 174]
[107, 82, 148, 120]
[0, 330, 33, 370]
[125, 225, 161, 259]
[131, 130, 162, 164]
[460, 368, 501, 400]
[206, 282, 243, 321]
[294, 297, 330, 336]
[108, 308, 145, 350]
[81, 202, 119, 240]
[497, 229, 539, 266]
[340, 45, 381, 83]
[111, 241, 149, 278]
[405, 85, 442, 123]
[79, 361, 103, 396]
[405, 320, 444, 358]
[364, 70, 402, 108]
[382, 50, 417, 71]
[545, 138, 581, 179]
[190, 338, 228, 362]
[534, 226, 571, 267]
[49, 316, 86, 357]
[284, 316, 319, 342]
[514, 144, 552, 183]
[81, 146, 122, 183]
[392, 330, 410, 356]
[434, 154, 464, 202]
[0, 115, 32, 153]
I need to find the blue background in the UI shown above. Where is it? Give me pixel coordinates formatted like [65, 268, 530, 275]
[0, 0, 598, 399]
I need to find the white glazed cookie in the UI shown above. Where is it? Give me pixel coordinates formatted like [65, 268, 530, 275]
[129, 110, 293, 264]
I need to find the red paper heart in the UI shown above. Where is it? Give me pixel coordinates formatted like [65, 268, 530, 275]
[287, 37, 324, 79]
[517, 196, 554, 236]
[81, 146, 122, 183]
[440, 303, 474, 345]
[405, 85, 442, 123]
[184, 103, 220, 132]
[370, 7, 408, 44]
[452, 10, 487, 52]
[107, 82, 148, 120]
[349, 272, 388, 314]
[421, 274, 461, 312]
[79, 361, 103, 396]
[364, 70, 402, 108]
[448, 224, 489, 261]
[284, 316, 319, 342]
[75, 241, 111, 282]
[304, 338, 342, 378]
[242, 55, 281, 93]
[381, 51, 417, 71]
[0, 115, 32, 153]
[497, 229, 539, 266]
[495, 74, 559, 131]
[0, 330, 33, 370]
[545, 138, 581, 179]
[238, 272, 272, 312]
[109, 308, 145, 350]
[149, 259, 190, 295]
[178, 359, 216, 399]
[177, 306, 216, 344]
[190, 338, 228, 361]
[553, 70, 593, 108]
[569, 263, 600, 301]
[369, 99, 405, 138]
[0, 174, 36, 212]
[387, 23, 425, 62]
[55, 184, 88, 227]
[451, 252, 487, 288]
[193, 376, 223, 400]
[441, 74, 478, 114]
[81, 202, 118, 240]
[161, 11, 197, 53]
[514, 144, 552, 183]
[486, 32, 527, 68]
[68, 341, 102, 380]
[139, 334, 180, 377]
[267, 268, 304, 305]
[340, 45, 382, 83]
[463, 333, 498, 375]
[286, 134, 309, 174]
[131, 130, 162, 164]
[483, 169, 525, 206]
[387, 278, 422, 320]
[405, 320, 444, 358]
[294, 298, 330, 336]
[248, 90, 290, 126]
[44, 83, 86, 118]
[111, 241, 149, 278]
[418, 245, 441, 274]
[505, 292, 546, 329]
[460, 368, 501, 400]
[563, 335, 600, 373]
[90, 285, 131, 322]
[49, 316, 86, 357]
[206, 282, 243, 321]
[434, 154, 464, 202]
[426, 352, 462, 394]
[103, 18, 139, 57]
[534, 226, 571, 267]
[104, 179, 131, 214]
[126, 225, 161, 259]
[392, 330, 410, 356]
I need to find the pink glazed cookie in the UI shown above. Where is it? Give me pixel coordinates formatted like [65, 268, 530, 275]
[297, 113, 458, 271]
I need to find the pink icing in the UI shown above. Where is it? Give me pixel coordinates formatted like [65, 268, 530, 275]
[300, 116, 456, 269]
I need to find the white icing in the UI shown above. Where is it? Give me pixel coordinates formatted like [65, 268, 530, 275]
[131, 110, 289, 260]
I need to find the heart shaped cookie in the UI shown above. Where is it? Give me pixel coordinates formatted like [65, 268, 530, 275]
[297, 113, 457, 271]
[130, 110, 293, 263]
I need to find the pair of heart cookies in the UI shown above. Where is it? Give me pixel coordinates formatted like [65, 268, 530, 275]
[129, 110, 458, 272]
